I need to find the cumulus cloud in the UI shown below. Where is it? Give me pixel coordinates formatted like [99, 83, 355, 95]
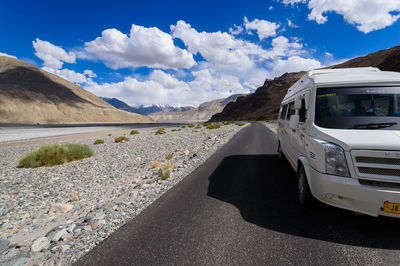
[0, 52, 17, 59]
[287, 19, 299, 28]
[271, 55, 322, 77]
[32, 38, 76, 69]
[84, 69, 249, 107]
[282, 0, 400, 33]
[43, 67, 88, 84]
[83, 69, 97, 78]
[244, 17, 280, 40]
[81, 24, 196, 70]
[229, 24, 244, 35]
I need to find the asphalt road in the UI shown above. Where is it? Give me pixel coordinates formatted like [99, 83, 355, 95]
[77, 122, 400, 266]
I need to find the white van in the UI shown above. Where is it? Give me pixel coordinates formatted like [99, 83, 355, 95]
[277, 67, 400, 217]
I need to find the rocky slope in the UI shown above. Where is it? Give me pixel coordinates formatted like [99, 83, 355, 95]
[150, 94, 243, 122]
[211, 45, 400, 121]
[0, 56, 153, 124]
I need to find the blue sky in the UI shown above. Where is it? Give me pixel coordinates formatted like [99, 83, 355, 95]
[1, 0, 400, 107]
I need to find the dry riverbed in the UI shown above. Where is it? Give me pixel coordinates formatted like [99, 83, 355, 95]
[0, 124, 246, 265]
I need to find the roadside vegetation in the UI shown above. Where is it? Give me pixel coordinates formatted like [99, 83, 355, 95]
[235, 122, 245, 126]
[171, 128, 181, 132]
[155, 128, 166, 135]
[93, 139, 104, 145]
[107, 133, 112, 136]
[130, 129, 139, 135]
[204, 123, 221, 129]
[114, 136, 129, 143]
[17, 143, 93, 168]
[188, 124, 194, 128]
[181, 125, 186, 128]
[195, 125, 202, 129]
[222, 121, 231, 125]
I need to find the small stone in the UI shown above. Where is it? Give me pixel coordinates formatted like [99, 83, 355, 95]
[51, 203, 73, 214]
[52, 229, 71, 242]
[67, 224, 76, 233]
[21, 213, 30, 219]
[31, 237, 50, 252]
[184, 149, 190, 155]
[0, 239, 10, 254]
[12, 257, 29, 266]
[61, 244, 70, 252]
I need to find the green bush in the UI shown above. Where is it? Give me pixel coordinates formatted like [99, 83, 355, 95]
[130, 130, 139, 135]
[222, 121, 231, 125]
[93, 139, 104, 145]
[195, 125, 202, 129]
[171, 128, 181, 132]
[17, 143, 93, 168]
[165, 153, 173, 160]
[159, 168, 171, 180]
[107, 133, 112, 136]
[155, 128, 166, 135]
[188, 124, 194, 128]
[115, 136, 129, 143]
[181, 125, 186, 128]
[206, 123, 220, 129]
[235, 122, 245, 126]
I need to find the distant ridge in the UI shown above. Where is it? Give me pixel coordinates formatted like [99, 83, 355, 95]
[100, 97, 146, 115]
[150, 94, 244, 122]
[211, 45, 400, 121]
[0, 56, 153, 124]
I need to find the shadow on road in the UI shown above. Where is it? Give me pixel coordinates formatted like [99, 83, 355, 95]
[207, 154, 400, 249]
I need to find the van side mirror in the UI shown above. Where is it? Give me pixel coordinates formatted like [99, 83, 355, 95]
[294, 98, 302, 110]
[290, 114, 299, 129]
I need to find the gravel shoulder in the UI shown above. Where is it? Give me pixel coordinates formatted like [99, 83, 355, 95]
[0, 123, 247, 265]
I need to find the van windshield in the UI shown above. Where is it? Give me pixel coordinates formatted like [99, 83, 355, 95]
[315, 87, 400, 130]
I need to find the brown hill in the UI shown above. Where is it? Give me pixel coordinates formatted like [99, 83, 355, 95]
[211, 45, 400, 121]
[0, 56, 153, 124]
[149, 94, 243, 122]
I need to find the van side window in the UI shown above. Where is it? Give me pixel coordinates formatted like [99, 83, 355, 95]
[299, 98, 307, 122]
[286, 102, 295, 120]
[280, 105, 288, 120]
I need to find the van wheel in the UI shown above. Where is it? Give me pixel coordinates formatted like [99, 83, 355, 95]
[298, 164, 314, 207]
[277, 142, 284, 160]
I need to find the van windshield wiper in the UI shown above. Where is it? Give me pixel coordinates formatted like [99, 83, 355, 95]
[351, 122, 397, 129]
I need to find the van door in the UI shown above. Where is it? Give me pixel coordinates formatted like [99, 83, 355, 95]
[291, 91, 310, 164]
[285, 102, 297, 167]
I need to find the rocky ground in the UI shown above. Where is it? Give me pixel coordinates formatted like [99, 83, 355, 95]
[0, 123, 247, 265]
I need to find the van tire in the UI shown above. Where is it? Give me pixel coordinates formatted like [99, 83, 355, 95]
[277, 142, 284, 160]
[298, 164, 314, 207]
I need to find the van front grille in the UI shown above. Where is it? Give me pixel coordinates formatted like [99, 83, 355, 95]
[356, 157, 400, 165]
[358, 167, 400, 177]
[359, 179, 400, 189]
[351, 150, 400, 181]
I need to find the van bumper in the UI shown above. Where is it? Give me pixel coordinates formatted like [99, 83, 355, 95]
[308, 166, 400, 218]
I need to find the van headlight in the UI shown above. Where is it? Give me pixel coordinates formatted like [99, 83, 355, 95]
[322, 143, 350, 177]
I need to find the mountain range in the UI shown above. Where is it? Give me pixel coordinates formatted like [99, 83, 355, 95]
[0, 56, 153, 124]
[149, 94, 244, 122]
[211, 45, 400, 121]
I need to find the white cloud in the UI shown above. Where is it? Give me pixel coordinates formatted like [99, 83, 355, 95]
[287, 19, 299, 28]
[83, 69, 97, 78]
[271, 55, 321, 77]
[42, 67, 88, 84]
[268, 6, 274, 11]
[0, 52, 17, 59]
[244, 17, 280, 40]
[81, 24, 196, 70]
[281, 0, 306, 6]
[282, 0, 400, 33]
[84, 69, 249, 107]
[32, 38, 76, 69]
[229, 24, 243, 35]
